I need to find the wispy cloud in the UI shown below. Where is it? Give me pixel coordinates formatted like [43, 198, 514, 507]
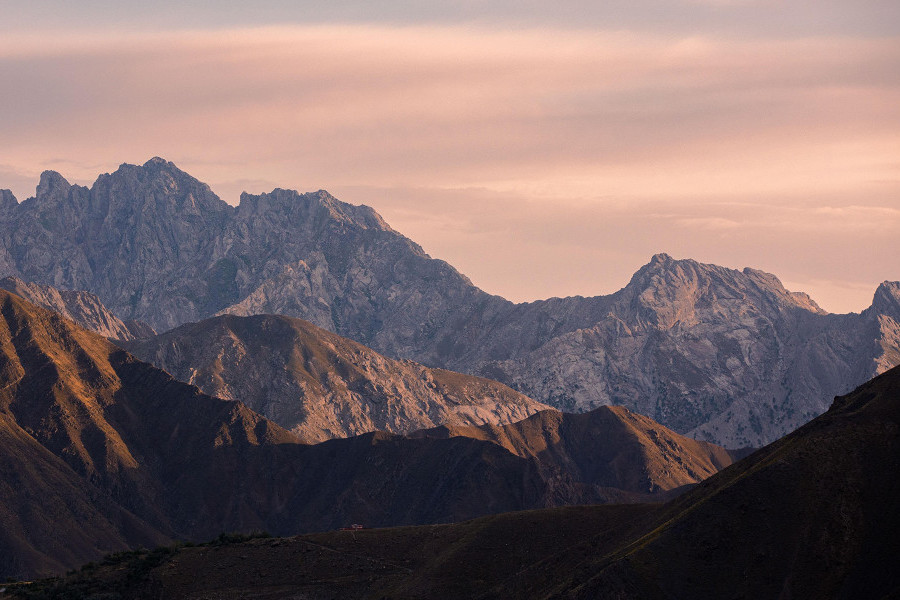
[674, 217, 743, 231]
[2, 26, 897, 198]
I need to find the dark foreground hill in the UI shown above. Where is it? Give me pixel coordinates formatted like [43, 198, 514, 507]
[411, 405, 744, 495]
[547, 364, 900, 600]
[2, 160, 898, 445]
[0, 290, 735, 580]
[13, 364, 898, 599]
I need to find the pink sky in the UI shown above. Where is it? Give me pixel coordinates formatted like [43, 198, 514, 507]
[0, 17, 898, 313]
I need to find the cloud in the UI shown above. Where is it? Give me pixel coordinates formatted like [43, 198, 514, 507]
[1, 26, 897, 200]
[674, 217, 742, 231]
[3, 1, 899, 37]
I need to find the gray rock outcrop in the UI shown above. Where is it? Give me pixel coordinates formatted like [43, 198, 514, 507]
[0, 276, 154, 340]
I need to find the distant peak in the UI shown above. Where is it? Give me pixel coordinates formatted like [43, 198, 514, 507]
[110, 157, 186, 178]
[0, 189, 17, 211]
[137, 157, 186, 175]
[36, 170, 71, 198]
[142, 157, 179, 171]
[640, 253, 704, 274]
[633, 253, 700, 279]
[871, 281, 900, 315]
[237, 188, 393, 232]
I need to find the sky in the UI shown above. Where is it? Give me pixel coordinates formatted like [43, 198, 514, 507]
[1, 1, 898, 313]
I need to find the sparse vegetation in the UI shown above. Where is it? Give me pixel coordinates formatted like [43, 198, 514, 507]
[209, 531, 272, 546]
[7, 534, 274, 600]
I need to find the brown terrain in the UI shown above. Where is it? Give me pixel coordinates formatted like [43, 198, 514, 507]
[7, 363, 897, 599]
[0, 289, 740, 581]
[411, 406, 744, 496]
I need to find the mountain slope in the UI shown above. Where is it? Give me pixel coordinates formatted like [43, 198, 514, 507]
[2, 159, 898, 445]
[412, 405, 742, 495]
[21, 365, 899, 599]
[478, 256, 900, 446]
[529, 363, 900, 600]
[0, 276, 153, 340]
[0, 290, 738, 580]
[0, 411, 168, 580]
[123, 313, 549, 443]
[0, 290, 299, 538]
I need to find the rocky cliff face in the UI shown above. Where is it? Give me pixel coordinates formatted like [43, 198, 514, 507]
[1, 159, 898, 446]
[0, 276, 154, 340]
[475, 257, 900, 447]
[123, 313, 549, 443]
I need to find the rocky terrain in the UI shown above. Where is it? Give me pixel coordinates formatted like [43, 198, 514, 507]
[0, 276, 153, 340]
[12, 364, 899, 599]
[0, 290, 737, 580]
[1, 158, 898, 445]
[123, 313, 549, 443]
[484, 261, 900, 447]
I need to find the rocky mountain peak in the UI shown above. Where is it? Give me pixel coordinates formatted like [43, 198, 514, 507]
[621, 255, 723, 329]
[739, 267, 826, 313]
[236, 187, 392, 232]
[0, 189, 17, 213]
[0, 276, 155, 341]
[98, 158, 231, 218]
[623, 256, 825, 329]
[871, 281, 900, 317]
[632, 253, 700, 280]
[34, 170, 72, 200]
[143, 156, 171, 168]
[124, 312, 548, 442]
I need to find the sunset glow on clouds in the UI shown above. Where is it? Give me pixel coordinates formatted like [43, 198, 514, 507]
[0, 3, 898, 312]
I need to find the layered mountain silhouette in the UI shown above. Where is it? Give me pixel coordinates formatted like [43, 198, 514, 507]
[411, 406, 743, 495]
[1, 159, 898, 445]
[23, 363, 899, 599]
[506, 362, 900, 599]
[0, 290, 738, 580]
[122, 313, 549, 443]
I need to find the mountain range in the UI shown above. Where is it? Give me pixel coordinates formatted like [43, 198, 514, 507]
[10, 359, 899, 599]
[0, 289, 740, 580]
[1, 159, 898, 446]
[1, 157, 897, 596]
